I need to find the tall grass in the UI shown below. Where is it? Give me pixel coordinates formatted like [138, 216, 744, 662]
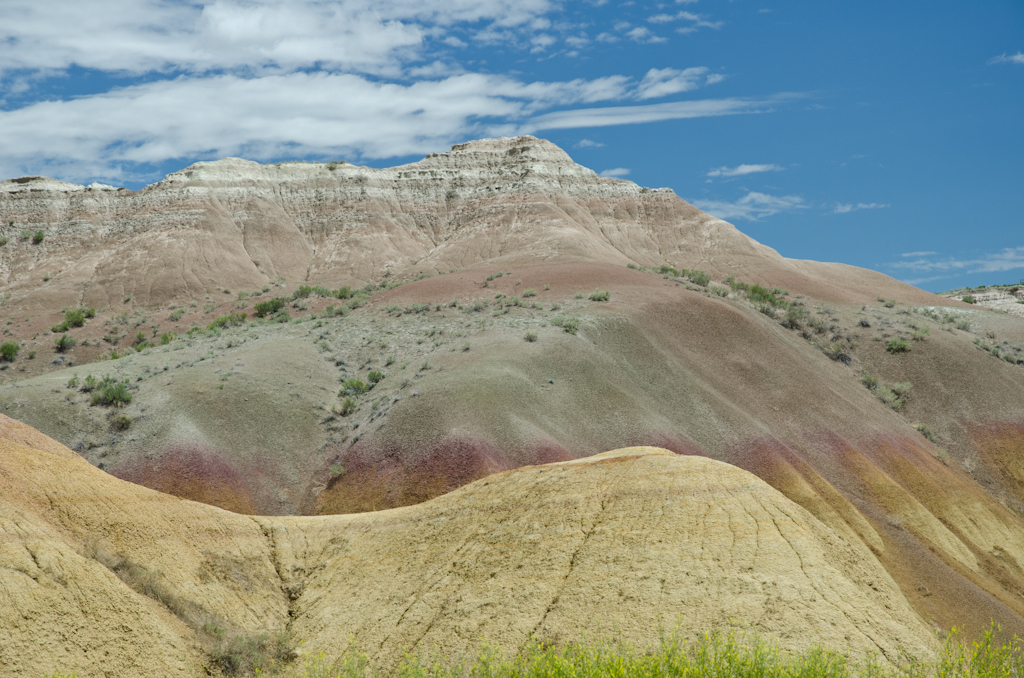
[255, 625, 1024, 678]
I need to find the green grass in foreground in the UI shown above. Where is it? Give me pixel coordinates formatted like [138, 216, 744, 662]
[42, 626, 1024, 678]
[250, 626, 1024, 678]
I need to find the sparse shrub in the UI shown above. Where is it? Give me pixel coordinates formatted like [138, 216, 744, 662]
[168, 308, 185, 321]
[575, 291, 583, 299]
[271, 309, 291, 323]
[550, 303, 560, 311]
[523, 288, 537, 298]
[31, 230, 44, 244]
[916, 423, 936, 442]
[339, 397, 356, 416]
[0, 341, 20, 361]
[55, 333, 76, 352]
[367, 370, 384, 384]
[103, 333, 120, 345]
[886, 337, 911, 353]
[210, 630, 295, 678]
[912, 326, 930, 341]
[956, 319, 971, 331]
[876, 295, 886, 302]
[160, 332, 176, 345]
[0, 237, 7, 247]
[859, 318, 871, 328]
[27, 350, 35, 359]
[524, 331, 538, 342]
[67, 374, 79, 389]
[340, 379, 368, 396]
[291, 285, 314, 299]
[208, 312, 247, 330]
[254, 297, 287, 318]
[884, 299, 896, 308]
[111, 414, 132, 431]
[562, 318, 579, 335]
[589, 290, 610, 302]
[780, 306, 805, 330]
[90, 375, 132, 407]
[962, 295, 976, 304]
[687, 270, 711, 286]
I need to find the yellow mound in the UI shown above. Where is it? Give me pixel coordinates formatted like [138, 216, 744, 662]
[0, 415, 934, 677]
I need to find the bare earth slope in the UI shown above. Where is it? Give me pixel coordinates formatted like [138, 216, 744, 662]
[3, 136, 1024, 661]
[0, 136, 936, 315]
[0, 419, 935, 678]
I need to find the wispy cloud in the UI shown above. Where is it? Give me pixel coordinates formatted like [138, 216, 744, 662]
[600, 168, 630, 177]
[575, 138, 604, 148]
[647, 10, 723, 31]
[886, 247, 1024, 274]
[636, 67, 715, 99]
[691, 191, 806, 221]
[706, 163, 782, 177]
[901, 251, 937, 257]
[523, 95, 795, 133]
[833, 202, 889, 214]
[989, 52, 1024, 65]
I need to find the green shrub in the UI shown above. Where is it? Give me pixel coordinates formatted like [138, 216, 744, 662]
[367, 370, 384, 384]
[254, 297, 287, 317]
[31, 230, 44, 244]
[962, 295, 976, 304]
[160, 332, 177, 345]
[916, 423, 936, 442]
[956, 319, 971, 331]
[55, 333, 76, 352]
[562, 318, 579, 334]
[210, 630, 295, 678]
[338, 397, 356, 416]
[292, 285, 314, 299]
[0, 341, 20, 361]
[111, 414, 132, 431]
[589, 290, 610, 301]
[884, 299, 896, 308]
[167, 308, 185, 321]
[208, 312, 247, 330]
[687, 270, 711, 286]
[523, 288, 537, 298]
[524, 331, 538, 342]
[0, 237, 7, 247]
[886, 337, 911, 354]
[271, 309, 291, 323]
[90, 375, 132, 407]
[340, 379, 368, 396]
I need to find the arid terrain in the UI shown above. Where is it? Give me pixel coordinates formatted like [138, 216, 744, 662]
[2, 136, 1024, 676]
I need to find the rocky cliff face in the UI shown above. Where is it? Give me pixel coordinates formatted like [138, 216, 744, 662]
[0, 136, 926, 313]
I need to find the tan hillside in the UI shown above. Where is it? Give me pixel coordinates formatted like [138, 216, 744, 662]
[1, 136, 939, 317]
[0, 418, 936, 677]
[2, 136, 1024, 665]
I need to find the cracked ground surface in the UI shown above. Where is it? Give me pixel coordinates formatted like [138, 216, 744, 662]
[1, 417, 935, 677]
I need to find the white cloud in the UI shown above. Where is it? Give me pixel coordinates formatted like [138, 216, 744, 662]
[691, 191, 806, 221]
[833, 202, 889, 214]
[648, 10, 723, 31]
[521, 95, 788, 132]
[901, 251, 937, 257]
[706, 163, 783, 177]
[0, 0, 556, 79]
[576, 138, 604, 148]
[600, 168, 630, 177]
[989, 52, 1024, 65]
[887, 247, 1024, 274]
[636, 67, 710, 99]
[625, 27, 666, 43]
[0, 72, 787, 182]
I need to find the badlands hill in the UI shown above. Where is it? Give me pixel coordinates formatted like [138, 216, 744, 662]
[2, 136, 1024, 667]
[0, 419, 936, 678]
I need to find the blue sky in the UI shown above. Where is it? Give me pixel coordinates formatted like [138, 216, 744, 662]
[0, 1, 1021, 292]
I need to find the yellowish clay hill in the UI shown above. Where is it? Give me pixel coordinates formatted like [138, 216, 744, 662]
[0, 415, 935, 677]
